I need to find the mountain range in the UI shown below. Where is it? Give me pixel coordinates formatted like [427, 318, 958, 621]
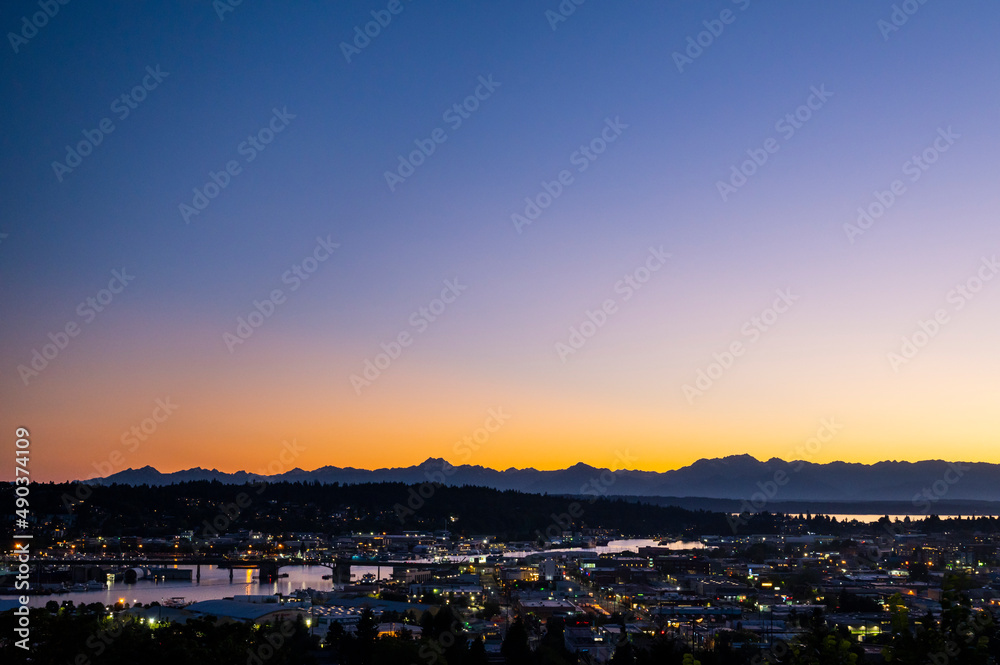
[85, 455, 1000, 506]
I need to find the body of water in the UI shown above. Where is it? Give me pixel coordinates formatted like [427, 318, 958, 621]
[804, 514, 998, 522]
[500, 538, 708, 559]
[19, 564, 390, 609]
[16, 539, 703, 607]
[599, 538, 707, 552]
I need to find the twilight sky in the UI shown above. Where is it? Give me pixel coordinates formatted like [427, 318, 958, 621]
[3, 1, 1000, 482]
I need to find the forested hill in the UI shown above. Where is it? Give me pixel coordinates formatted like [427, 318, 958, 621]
[16, 480, 737, 540]
[9, 481, 1000, 544]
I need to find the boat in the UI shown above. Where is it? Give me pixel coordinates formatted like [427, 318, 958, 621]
[86, 581, 106, 590]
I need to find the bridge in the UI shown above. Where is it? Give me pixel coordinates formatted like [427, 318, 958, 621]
[5, 556, 450, 584]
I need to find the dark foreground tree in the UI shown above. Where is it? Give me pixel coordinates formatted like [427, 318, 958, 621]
[502, 617, 532, 664]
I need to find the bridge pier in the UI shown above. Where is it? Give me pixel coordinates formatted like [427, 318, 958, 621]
[259, 561, 279, 583]
[335, 561, 352, 586]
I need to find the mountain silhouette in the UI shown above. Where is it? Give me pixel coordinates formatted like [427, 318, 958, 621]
[83, 456, 1000, 503]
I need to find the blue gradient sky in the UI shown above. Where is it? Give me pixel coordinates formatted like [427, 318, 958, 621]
[3, 1, 1000, 480]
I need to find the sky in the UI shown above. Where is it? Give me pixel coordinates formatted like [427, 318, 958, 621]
[3, 1, 1000, 482]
